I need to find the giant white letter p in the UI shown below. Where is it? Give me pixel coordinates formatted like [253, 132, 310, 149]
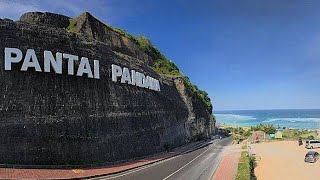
[111, 64, 122, 82]
[5, 48, 22, 71]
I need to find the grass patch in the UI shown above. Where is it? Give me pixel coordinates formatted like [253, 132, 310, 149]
[224, 127, 253, 143]
[136, 35, 181, 76]
[112, 27, 138, 43]
[241, 144, 247, 150]
[66, 18, 77, 32]
[236, 151, 256, 180]
[282, 129, 317, 140]
[136, 35, 212, 110]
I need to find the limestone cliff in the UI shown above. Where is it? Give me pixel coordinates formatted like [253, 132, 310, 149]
[0, 12, 214, 166]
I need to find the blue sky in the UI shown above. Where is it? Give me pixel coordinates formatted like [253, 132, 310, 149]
[1, 0, 320, 110]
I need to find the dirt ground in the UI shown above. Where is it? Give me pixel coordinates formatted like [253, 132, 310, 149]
[251, 141, 320, 180]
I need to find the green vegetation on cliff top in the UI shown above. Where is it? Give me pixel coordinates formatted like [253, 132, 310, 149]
[136, 36, 181, 76]
[67, 18, 77, 32]
[135, 35, 212, 110]
[67, 18, 212, 111]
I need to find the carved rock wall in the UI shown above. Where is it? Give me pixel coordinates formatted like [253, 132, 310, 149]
[0, 12, 212, 166]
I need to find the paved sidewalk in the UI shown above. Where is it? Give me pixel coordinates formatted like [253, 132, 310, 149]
[0, 141, 206, 180]
[212, 145, 242, 180]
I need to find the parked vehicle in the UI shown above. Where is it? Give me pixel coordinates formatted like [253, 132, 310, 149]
[304, 151, 319, 163]
[305, 140, 320, 149]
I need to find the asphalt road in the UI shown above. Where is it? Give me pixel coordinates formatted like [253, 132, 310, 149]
[90, 137, 232, 180]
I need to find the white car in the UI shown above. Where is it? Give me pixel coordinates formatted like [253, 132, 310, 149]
[305, 140, 320, 149]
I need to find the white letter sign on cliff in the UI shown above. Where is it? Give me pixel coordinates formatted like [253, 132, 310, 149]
[21, 49, 42, 72]
[5, 48, 23, 70]
[111, 64, 161, 92]
[94, 60, 100, 79]
[2, 48, 161, 89]
[112, 64, 122, 82]
[44, 50, 62, 74]
[77, 57, 93, 78]
[63, 53, 78, 75]
[3, 48, 100, 79]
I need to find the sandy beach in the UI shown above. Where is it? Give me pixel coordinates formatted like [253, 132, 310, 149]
[251, 141, 320, 180]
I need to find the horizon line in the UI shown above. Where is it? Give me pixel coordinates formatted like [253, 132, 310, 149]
[214, 108, 320, 112]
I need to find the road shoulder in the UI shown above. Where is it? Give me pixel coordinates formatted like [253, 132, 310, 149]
[212, 144, 242, 180]
[0, 140, 208, 180]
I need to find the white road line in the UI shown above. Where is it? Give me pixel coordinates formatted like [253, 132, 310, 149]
[162, 143, 215, 180]
[96, 157, 174, 180]
[94, 142, 211, 180]
[208, 153, 224, 180]
[208, 140, 232, 179]
[92, 139, 225, 180]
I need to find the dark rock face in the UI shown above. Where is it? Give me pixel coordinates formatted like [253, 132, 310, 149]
[2, 18, 13, 22]
[20, 12, 70, 28]
[0, 12, 213, 166]
[71, 12, 152, 66]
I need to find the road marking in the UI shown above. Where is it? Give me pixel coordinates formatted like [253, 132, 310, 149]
[162, 142, 216, 180]
[93, 141, 215, 180]
[208, 153, 224, 179]
[94, 157, 174, 179]
[91, 138, 227, 180]
[208, 141, 232, 179]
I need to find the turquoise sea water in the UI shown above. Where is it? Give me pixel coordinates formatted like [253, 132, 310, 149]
[214, 109, 320, 130]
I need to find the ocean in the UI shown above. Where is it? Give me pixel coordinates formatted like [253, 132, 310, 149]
[214, 109, 320, 130]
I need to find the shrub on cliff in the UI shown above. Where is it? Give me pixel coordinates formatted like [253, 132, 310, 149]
[163, 142, 172, 152]
[136, 36, 181, 76]
[183, 76, 212, 110]
[135, 36, 212, 110]
[112, 27, 138, 43]
[66, 16, 212, 110]
[152, 59, 181, 76]
[67, 18, 77, 32]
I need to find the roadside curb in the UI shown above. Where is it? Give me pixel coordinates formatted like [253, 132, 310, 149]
[211, 142, 242, 180]
[0, 141, 202, 170]
[0, 139, 213, 180]
[209, 153, 224, 180]
[208, 139, 234, 180]
[68, 140, 209, 180]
